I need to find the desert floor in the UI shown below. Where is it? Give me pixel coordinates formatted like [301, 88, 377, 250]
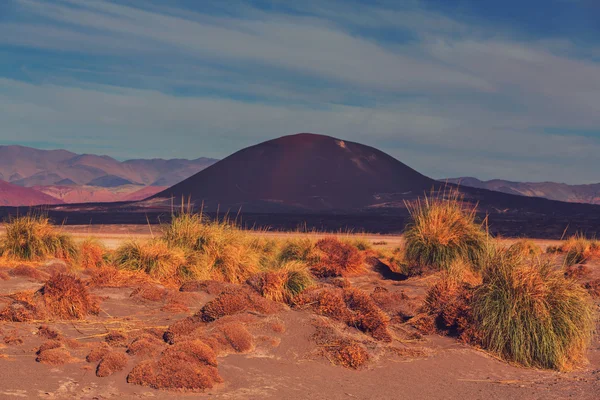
[0, 226, 597, 400]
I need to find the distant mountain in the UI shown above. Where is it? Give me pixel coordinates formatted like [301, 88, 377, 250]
[0, 180, 63, 206]
[445, 177, 600, 205]
[0, 145, 218, 205]
[0, 145, 218, 188]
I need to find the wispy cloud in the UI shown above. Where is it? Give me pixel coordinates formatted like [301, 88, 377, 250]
[1, 0, 600, 183]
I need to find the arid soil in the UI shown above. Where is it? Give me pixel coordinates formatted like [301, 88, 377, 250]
[0, 230, 597, 400]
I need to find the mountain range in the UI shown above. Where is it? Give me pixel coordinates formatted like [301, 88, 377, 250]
[445, 177, 600, 205]
[0, 145, 217, 205]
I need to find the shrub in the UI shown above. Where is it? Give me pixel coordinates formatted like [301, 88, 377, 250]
[557, 236, 600, 266]
[96, 351, 128, 377]
[311, 237, 365, 277]
[247, 261, 314, 303]
[277, 238, 320, 264]
[114, 240, 188, 282]
[198, 287, 279, 322]
[79, 239, 108, 269]
[473, 251, 595, 370]
[38, 273, 100, 319]
[1, 214, 77, 261]
[403, 190, 487, 271]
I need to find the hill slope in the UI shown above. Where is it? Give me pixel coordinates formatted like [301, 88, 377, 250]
[152, 133, 436, 211]
[0, 180, 63, 206]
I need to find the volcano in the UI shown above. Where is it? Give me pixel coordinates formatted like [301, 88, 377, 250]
[151, 133, 435, 211]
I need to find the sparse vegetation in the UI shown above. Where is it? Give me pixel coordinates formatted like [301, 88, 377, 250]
[114, 240, 188, 283]
[0, 214, 77, 261]
[506, 239, 542, 258]
[403, 190, 487, 272]
[311, 237, 365, 277]
[247, 260, 314, 303]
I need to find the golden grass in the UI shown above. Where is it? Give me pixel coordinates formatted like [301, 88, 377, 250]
[78, 238, 108, 269]
[247, 260, 314, 303]
[403, 189, 487, 272]
[0, 214, 77, 262]
[473, 250, 595, 371]
[114, 240, 188, 283]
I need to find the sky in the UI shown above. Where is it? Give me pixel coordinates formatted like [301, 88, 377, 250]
[2, 0, 600, 183]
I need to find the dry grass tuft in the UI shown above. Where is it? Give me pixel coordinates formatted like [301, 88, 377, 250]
[247, 261, 314, 303]
[564, 264, 590, 280]
[220, 322, 254, 353]
[403, 189, 487, 272]
[1, 214, 77, 261]
[38, 325, 61, 340]
[87, 343, 111, 363]
[38, 273, 100, 319]
[198, 287, 279, 322]
[130, 285, 167, 302]
[0, 270, 9, 281]
[127, 339, 223, 391]
[36, 347, 72, 365]
[313, 326, 369, 369]
[127, 334, 167, 358]
[311, 237, 365, 278]
[96, 351, 128, 377]
[37, 339, 62, 353]
[473, 251, 595, 371]
[105, 331, 128, 347]
[78, 239, 108, 269]
[418, 274, 480, 343]
[297, 287, 392, 341]
[551, 235, 600, 266]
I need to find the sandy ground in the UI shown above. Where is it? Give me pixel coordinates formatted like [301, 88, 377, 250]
[0, 228, 597, 399]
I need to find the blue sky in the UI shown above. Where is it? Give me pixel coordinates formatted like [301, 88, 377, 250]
[2, 0, 600, 183]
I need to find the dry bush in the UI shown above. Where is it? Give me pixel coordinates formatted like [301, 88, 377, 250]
[506, 240, 542, 258]
[163, 316, 204, 345]
[87, 265, 153, 288]
[418, 274, 480, 343]
[9, 264, 48, 281]
[87, 343, 111, 363]
[36, 347, 72, 365]
[127, 339, 223, 391]
[403, 189, 487, 272]
[247, 261, 314, 303]
[78, 239, 108, 269]
[105, 331, 128, 347]
[342, 237, 373, 252]
[127, 334, 167, 357]
[3, 330, 23, 345]
[220, 322, 253, 353]
[0, 295, 37, 322]
[37, 339, 62, 353]
[96, 351, 128, 377]
[313, 326, 369, 369]
[1, 214, 77, 261]
[296, 287, 392, 341]
[198, 287, 279, 322]
[311, 237, 365, 278]
[38, 273, 100, 319]
[0, 270, 10, 281]
[473, 251, 595, 371]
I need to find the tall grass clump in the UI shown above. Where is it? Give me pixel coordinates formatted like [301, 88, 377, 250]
[1, 214, 77, 261]
[78, 238, 109, 269]
[160, 209, 262, 284]
[506, 239, 542, 258]
[403, 189, 487, 272]
[473, 250, 595, 370]
[554, 235, 600, 267]
[114, 240, 187, 282]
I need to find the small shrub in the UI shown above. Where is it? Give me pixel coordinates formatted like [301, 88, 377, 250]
[96, 351, 128, 377]
[311, 237, 365, 277]
[403, 190, 487, 271]
[247, 261, 314, 303]
[277, 238, 320, 264]
[198, 287, 279, 322]
[473, 252, 595, 370]
[1, 214, 77, 261]
[220, 322, 254, 353]
[313, 326, 369, 369]
[38, 273, 100, 319]
[36, 347, 72, 365]
[79, 239, 108, 269]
